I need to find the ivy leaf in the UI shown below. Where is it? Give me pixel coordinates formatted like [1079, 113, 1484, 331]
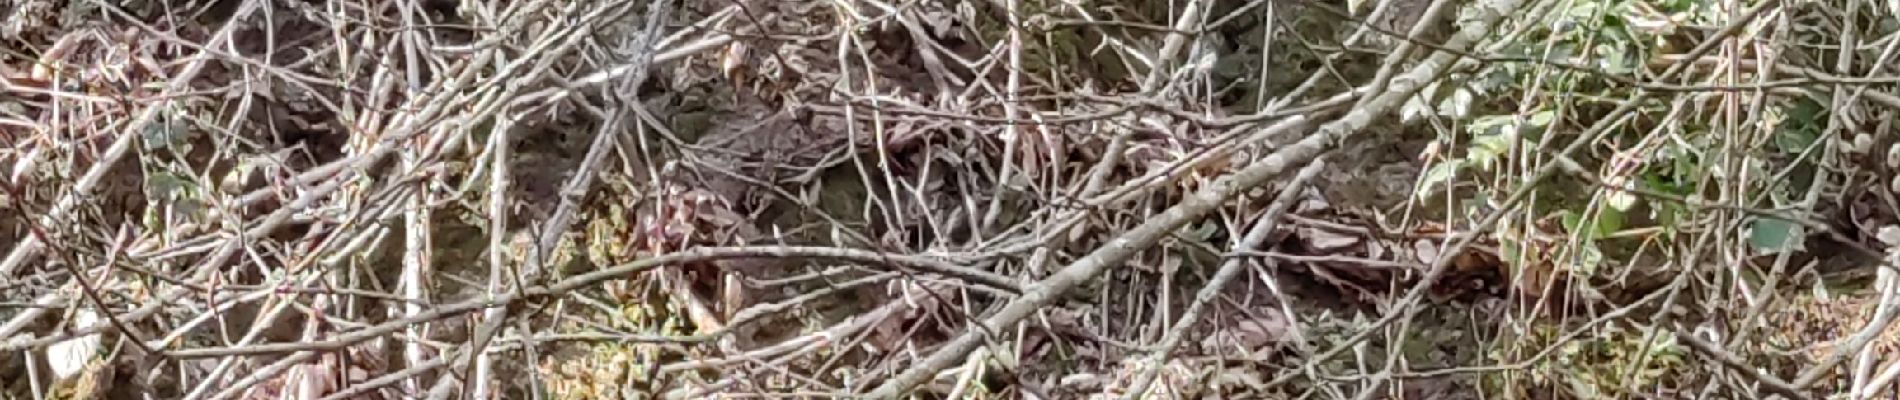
[1528, 109, 1556, 127]
[1468, 131, 1514, 170]
[1560, 208, 1622, 241]
[140, 108, 191, 151]
[146, 172, 198, 201]
[1748, 218, 1803, 254]
[1467, 114, 1515, 136]
[1596, 207, 1625, 237]
[1567, 242, 1603, 276]
[1775, 99, 1825, 154]
[1437, 86, 1475, 118]
[1416, 162, 1460, 200]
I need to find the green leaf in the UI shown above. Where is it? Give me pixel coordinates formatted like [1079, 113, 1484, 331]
[1468, 131, 1515, 170]
[1559, 208, 1622, 241]
[146, 172, 197, 201]
[1748, 218, 1802, 254]
[1438, 87, 1475, 118]
[1776, 128, 1819, 154]
[1598, 45, 1633, 74]
[1565, 242, 1603, 277]
[140, 109, 191, 151]
[1467, 114, 1515, 136]
[1499, 235, 1523, 263]
[1416, 162, 1460, 200]
[1595, 207, 1624, 237]
[1528, 110, 1556, 127]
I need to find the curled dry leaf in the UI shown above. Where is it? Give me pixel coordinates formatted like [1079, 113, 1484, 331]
[46, 309, 102, 381]
[241, 347, 392, 400]
[1199, 309, 1293, 354]
[1103, 358, 1204, 400]
[65, 355, 115, 400]
[1413, 239, 1440, 266]
[1296, 189, 1332, 213]
[1299, 226, 1362, 251]
[722, 40, 750, 83]
[867, 309, 908, 353]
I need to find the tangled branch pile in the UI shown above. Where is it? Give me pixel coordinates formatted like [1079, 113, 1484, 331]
[6, 0, 1900, 398]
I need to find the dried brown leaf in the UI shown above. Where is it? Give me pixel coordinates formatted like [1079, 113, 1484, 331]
[1413, 239, 1440, 265]
[1300, 226, 1361, 251]
[1200, 309, 1292, 354]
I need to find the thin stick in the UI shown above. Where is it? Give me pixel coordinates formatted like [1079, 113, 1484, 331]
[1263, 0, 1786, 393]
[158, 245, 1002, 359]
[865, 0, 1527, 393]
[1118, 159, 1328, 399]
[0, 0, 263, 276]
[473, 86, 513, 400]
[1677, 328, 1813, 400]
